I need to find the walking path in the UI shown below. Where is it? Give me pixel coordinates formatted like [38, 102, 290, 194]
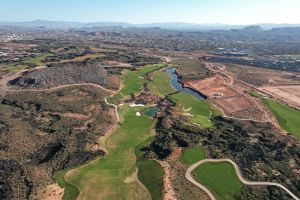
[104, 97, 120, 122]
[185, 158, 300, 200]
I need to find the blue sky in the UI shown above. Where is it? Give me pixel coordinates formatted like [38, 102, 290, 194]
[1, 0, 300, 24]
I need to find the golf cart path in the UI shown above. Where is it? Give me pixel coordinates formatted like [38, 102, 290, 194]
[104, 97, 119, 122]
[185, 158, 300, 200]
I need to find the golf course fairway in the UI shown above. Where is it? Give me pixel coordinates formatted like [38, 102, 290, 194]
[168, 92, 221, 128]
[55, 64, 166, 200]
[262, 98, 300, 139]
[247, 90, 300, 139]
[64, 106, 155, 200]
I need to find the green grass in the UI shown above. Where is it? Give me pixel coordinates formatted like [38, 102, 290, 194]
[193, 162, 244, 200]
[63, 106, 155, 199]
[180, 147, 205, 165]
[55, 64, 169, 199]
[168, 92, 222, 128]
[246, 90, 300, 139]
[245, 90, 265, 98]
[135, 137, 164, 200]
[109, 64, 164, 103]
[0, 64, 28, 72]
[262, 98, 300, 139]
[149, 70, 176, 96]
[23, 53, 53, 66]
[54, 170, 79, 200]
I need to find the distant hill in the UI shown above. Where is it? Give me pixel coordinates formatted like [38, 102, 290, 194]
[0, 20, 300, 30]
[242, 25, 263, 31]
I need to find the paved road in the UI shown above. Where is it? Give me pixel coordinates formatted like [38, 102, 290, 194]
[185, 158, 300, 200]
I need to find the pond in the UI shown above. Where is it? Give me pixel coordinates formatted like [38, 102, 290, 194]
[165, 67, 206, 100]
[143, 107, 161, 117]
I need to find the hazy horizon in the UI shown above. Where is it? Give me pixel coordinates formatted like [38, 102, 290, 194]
[1, 0, 300, 25]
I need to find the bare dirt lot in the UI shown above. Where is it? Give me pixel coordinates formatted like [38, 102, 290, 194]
[184, 75, 269, 121]
[260, 85, 300, 109]
[224, 64, 300, 87]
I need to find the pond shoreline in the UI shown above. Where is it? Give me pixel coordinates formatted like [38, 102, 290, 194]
[166, 67, 208, 100]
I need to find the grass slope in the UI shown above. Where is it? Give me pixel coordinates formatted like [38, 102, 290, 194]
[262, 98, 300, 139]
[135, 137, 164, 200]
[149, 70, 176, 96]
[54, 170, 79, 200]
[180, 147, 205, 165]
[247, 90, 300, 139]
[0, 64, 28, 72]
[24, 53, 53, 66]
[168, 92, 222, 128]
[109, 64, 164, 103]
[64, 106, 154, 199]
[193, 162, 244, 200]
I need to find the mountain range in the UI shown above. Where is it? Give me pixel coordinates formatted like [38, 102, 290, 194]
[0, 20, 300, 30]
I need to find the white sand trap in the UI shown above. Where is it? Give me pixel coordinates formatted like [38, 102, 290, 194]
[130, 103, 145, 107]
[136, 112, 141, 116]
[182, 107, 192, 112]
[183, 113, 194, 116]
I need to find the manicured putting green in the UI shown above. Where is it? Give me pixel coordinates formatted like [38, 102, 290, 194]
[193, 162, 244, 200]
[168, 92, 222, 127]
[135, 137, 164, 200]
[180, 147, 205, 165]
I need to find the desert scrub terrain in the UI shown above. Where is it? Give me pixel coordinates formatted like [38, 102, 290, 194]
[171, 59, 214, 81]
[144, 115, 300, 199]
[8, 63, 120, 90]
[0, 85, 115, 199]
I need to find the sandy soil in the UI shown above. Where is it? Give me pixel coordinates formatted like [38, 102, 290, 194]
[260, 85, 300, 109]
[158, 148, 182, 200]
[38, 183, 64, 200]
[184, 75, 269, 121]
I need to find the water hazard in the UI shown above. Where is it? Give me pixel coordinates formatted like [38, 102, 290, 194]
[165, 67, 206, 100]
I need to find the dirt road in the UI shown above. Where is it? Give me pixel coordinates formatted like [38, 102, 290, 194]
[185, 159, 300, 200]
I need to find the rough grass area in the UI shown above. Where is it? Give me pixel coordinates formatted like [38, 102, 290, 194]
[247, 90, 300, 139]
[23, 53, 53, 66]
[149, 70, 175, 96]
[262, 98, 300, 139]
[0, 64, 28, 72]
[54, 170, 79, 200]
[245, 90, 265, 98]
[109, 64, 164, 103]
[135, 137, 164, 200]
[193, 162, 244, 200]
[180, 147, 205, 165]
[171, 59, 213, 80]
[168, 92, 222, 127]
[63, 106, 154, 200]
